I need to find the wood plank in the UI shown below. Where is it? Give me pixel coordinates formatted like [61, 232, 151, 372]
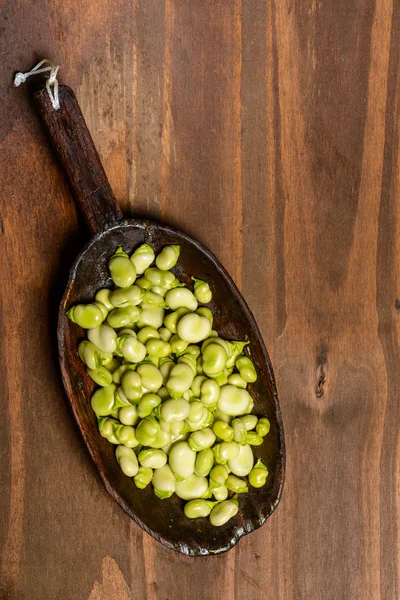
[1, 0, 399, 598]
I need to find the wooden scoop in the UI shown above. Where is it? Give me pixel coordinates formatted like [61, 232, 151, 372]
[33, 83, 285, 556]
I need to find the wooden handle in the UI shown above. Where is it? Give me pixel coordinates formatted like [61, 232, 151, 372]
[34, 84, 123, 234]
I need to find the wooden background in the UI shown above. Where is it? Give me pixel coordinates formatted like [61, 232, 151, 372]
[0, 0, 399, 598]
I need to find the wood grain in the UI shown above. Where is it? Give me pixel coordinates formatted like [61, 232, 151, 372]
[0, 0, 399, 597]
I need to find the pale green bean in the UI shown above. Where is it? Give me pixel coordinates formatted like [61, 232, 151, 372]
[209, 499, 238, 526]
[156, 245, 180, 271]
[134, 466, 153, 489]
[177, 314, 211, 343]
[130, 244, 155, 274]
[152, 464, 176, 499]
[192, 277, 212, 304]
[109, 247, 137, 288]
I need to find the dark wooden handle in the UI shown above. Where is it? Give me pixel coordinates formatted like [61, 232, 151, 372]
[34, 84, 123, 234]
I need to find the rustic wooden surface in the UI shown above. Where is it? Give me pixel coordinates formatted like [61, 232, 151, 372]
[0, 0, 399, 598]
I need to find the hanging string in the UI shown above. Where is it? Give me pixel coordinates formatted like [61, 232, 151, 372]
[14, 59, 60, 110]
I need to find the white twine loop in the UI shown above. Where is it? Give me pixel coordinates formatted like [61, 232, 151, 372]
[14, 59, 60, 110]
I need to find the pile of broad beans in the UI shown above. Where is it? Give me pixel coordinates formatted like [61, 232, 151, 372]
[67, 243, 269, 526]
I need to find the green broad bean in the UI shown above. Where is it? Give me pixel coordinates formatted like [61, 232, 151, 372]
[142, 267, 163, 286]
[196, 357, 203, 375]
[227, 373, 247, 389]
[177, 353, 197, 375]
[156, 245, 180, 271]
[136, 277, 152, 290]
[210, 484, 228, 502]
[209, 499, 239, 526]
[159, 359, 175, 384]
[114, 424, 139, 448]
[246, 432, 264, 446]
[138, 448, 167, 469]
[137, 306, 165, 329]
[213, 441, 239, 464]
[183, 389, 195, 401]
[150, 428, 171, 449]
[67, 303, 105, 329]
[134, 466, 153, 489]
[200, 379, 220, 407]
[188, 428, 216, 451]
[146, 339, 171, 358]
[113, 387, 131, 409]
[202, 336, 230, 354]
[231, 418, 248, 444]
[192, 277, 212, 304]
[256, 417, 270, 437]
[98, 417, 119, 444]
[137, 393, 161, 418]
[152, 464, 176, 499]
[217, 385, 252, 416]
[212, 420, 234, 442]
[161, 398, 191, 422]
[195, 307, 213, 324]
[164, 308, 189, 334]
[224, 341, 248, 369]
[210, 465, 229, 486]
[166, 363, 194, 397]
[249, 458, 269, 488]
[235, 355, 257, 383]
[183, 345, 201, 359]
[117, 336, 146, 363]
[109, 247, 137, 288]
[213, 408, 232, 423]
[104, 358, 121, 373]
[115, 446, 139, 477]
[88, 324, 117, 354]
[202, 343, 228, 377]
[136, 363, 163, 392]
[228, 443, 254, 476]
[107, 306, 140, 329]
[145, 268, 176, 288]
[240, 415, 258, 431]
[191, 375, 207, 397]
[121, 371, 142, 402]
[194, 447, 214, 477]
[169, 334, 189, 354]
[78, 340, 103, 370]
[87, 367, 113, 387]
[112, 363, 136, 384]
[93, 301, 108, 320]
[119, 328, 137, 336]
[135, 416, 160, 445]
[157, 386, 170, 400]
[184, 499, 216, 519]
[142, 290, 166, 307]
[165, 288, 198, 312]
[119, 405, 139, 426]
[130, 244, 155, 274]
[177, 314, 211, 344]
[158, 327, 173, 342]
[95, 288, 114, 311]
[110, 286, 143, 308]
[91, 384, 117, 416]
[185, 407, 213, 431]
[137, 326, 159, 344]
[215, 370, 229, 386]
[175, 474, 209, 500]
[152, 285, 168, 298]
[168, 441, 196, 480]
[226, 474, 248, 494]
[187, 400, 204, 423]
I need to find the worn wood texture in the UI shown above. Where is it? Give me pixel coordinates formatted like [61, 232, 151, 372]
[0, 0, 399, 597]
